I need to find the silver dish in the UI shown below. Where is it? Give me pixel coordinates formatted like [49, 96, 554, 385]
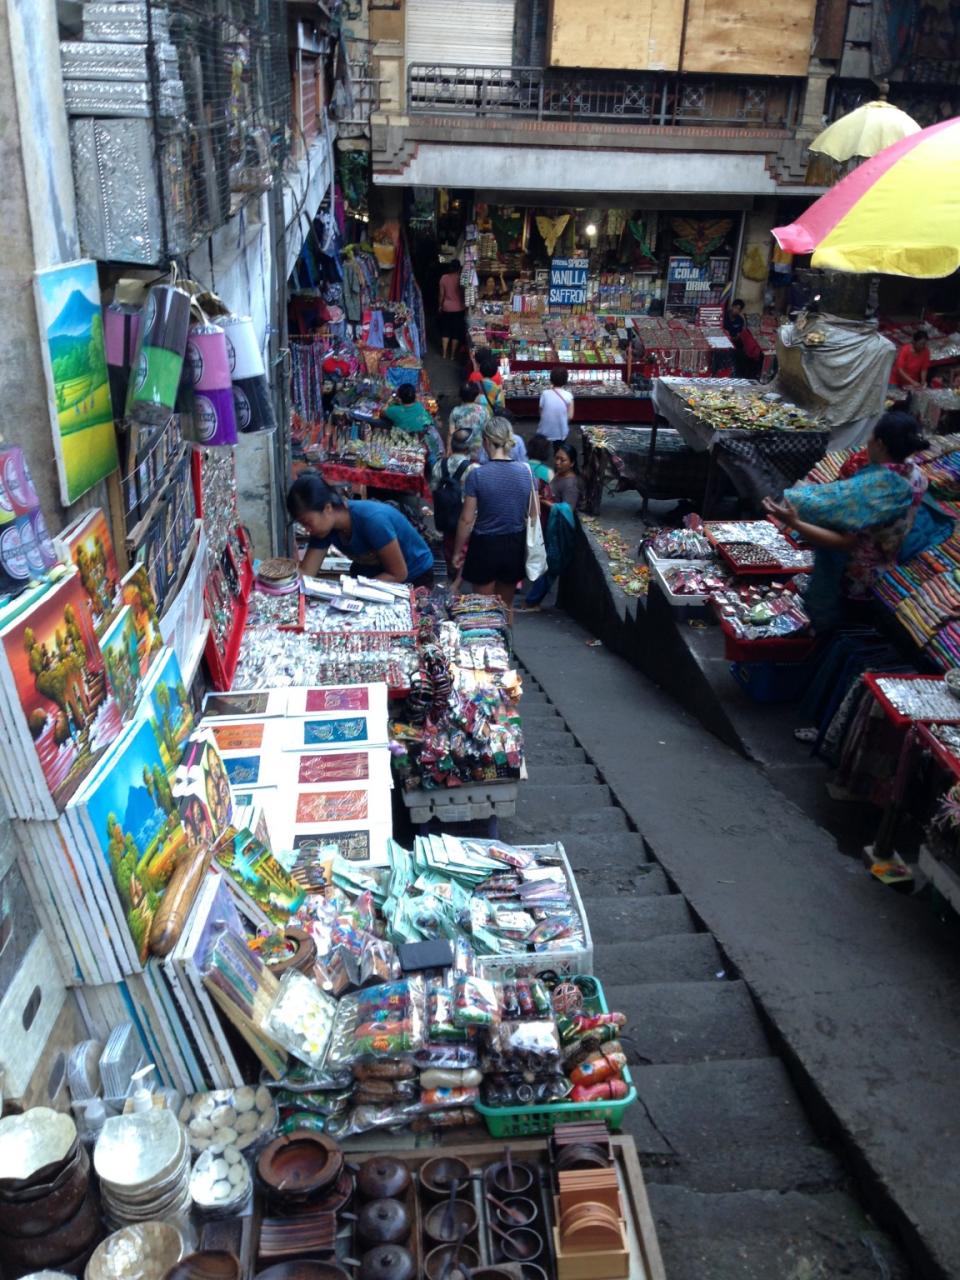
[0, 1109, 77, 1184]
[94, 1111, 185, 1190]
[85, 1220, 186, 1280]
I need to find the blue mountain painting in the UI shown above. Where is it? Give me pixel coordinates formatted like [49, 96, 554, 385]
[48, 290, 100, 361]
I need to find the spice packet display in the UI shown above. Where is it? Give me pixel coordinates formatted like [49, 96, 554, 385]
[712, 583, 811, 640]
[645, 527, 715, 560]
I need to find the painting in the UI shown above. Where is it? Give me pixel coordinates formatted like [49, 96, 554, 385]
[55, 507, 121, 635]
[0, 571, 121, 807]
[295, 789, 369, 825]
[139, 647, 193, 778]
[120, 563, 163, 676]
[293, 830, 370, 863]
[298, 752, 370, 784]
[99, 606, 142, 722]
[79, 717, 190, 963]
[175, 732, 234, 847]
[305, 687, 369, 712]
[214, 826, 305, 927]
[224, 755, 262, 787]
[34, 260, 119, 505]
[302, 716, 368, 746]
[211, 723, 265, 752]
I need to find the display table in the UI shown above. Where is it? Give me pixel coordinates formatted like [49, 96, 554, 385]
[506, 393, 654, 425]
[316, 461, 430, 498]
[652, 377, 830, 514]
[581, 424, 710, 515]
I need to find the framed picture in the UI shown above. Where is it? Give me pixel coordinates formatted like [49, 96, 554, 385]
[34, 260, 119, 505]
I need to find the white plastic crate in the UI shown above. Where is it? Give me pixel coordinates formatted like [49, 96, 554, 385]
[401, 781, 519, 827]
[477, 842, 593, 980]
[647, 554, 712, 607]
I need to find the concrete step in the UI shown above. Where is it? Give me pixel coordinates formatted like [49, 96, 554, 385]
[631, 1058, 817, 1157]
[602, 979, 769, 1064]
[640, 1144, 845, 1195]
[588, 894, 696, 945]
[593, 933, 725, 984]
[574, 864, 667, 896]
[519, 705, 564, 721]
[501, 807, 629, 841]
[522, 742, 588, 767]
[576, 865, 670, 898]
[521, 764, 598, 786]
[559, 832, 651, 867]
[647, 1185, 905, 1280]
[523, 733, 585, 760]
[584, 892, 694, 944]
[526, 717, 574, 734]
[516, 782, 616, 817]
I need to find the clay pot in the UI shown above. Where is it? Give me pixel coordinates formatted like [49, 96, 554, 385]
[423, 1199, 477, 1245]
[356, 1198, 411, 1247]
[356, 1157, 411, 1203]
[423, 1242, 479, 1280]
[418, 1156, 469, 1200]
[494, 1196, 537, 1228]
[162, 1252, 242, 1280]
[490, 1161, 534, 1197]
[357, 1245, 416, 1280]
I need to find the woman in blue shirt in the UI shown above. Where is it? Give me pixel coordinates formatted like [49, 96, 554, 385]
[288, 472, 434, 586]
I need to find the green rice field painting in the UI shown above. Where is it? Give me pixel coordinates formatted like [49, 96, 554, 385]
[35, 260, 119, 505]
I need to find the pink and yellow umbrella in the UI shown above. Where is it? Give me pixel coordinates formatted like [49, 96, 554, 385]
[773, 116, 960, 278]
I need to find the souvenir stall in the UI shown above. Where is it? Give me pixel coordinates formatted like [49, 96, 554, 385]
[289, 223, 436, 494]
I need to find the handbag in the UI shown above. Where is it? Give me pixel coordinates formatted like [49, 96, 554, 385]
[525, 473, 548, 581]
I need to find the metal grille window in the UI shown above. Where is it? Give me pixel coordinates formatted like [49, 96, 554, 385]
[64, 0, 291, 264]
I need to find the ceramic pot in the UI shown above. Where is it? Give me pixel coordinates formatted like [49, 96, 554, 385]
[357, 1245, 415, 1280]
[356, 1157, 410, 1202]
[356, 1198, 410, 1247]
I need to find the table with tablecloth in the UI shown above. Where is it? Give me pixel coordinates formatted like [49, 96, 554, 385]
[580, 424, 711, 515]
[652, 377, 830, 513]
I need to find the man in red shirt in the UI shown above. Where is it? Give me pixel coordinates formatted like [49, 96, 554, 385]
[892, 329, 931, 389]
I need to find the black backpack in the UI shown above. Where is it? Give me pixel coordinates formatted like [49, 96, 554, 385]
[432, 457, 470, 534]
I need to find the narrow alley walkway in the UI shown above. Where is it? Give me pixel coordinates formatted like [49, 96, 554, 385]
[505, 610, 960, 1280]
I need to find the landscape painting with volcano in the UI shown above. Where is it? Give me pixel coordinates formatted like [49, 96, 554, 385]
[35, 260, 119, 504]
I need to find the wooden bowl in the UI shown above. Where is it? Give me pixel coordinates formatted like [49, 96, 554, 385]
[423, 1199, 477, 1245]
[0, 1184, 99, 1269]
[257, 1132, 342, 1201]
[162, 1252, 241, 1280]
[255, 1265, 352, 1280]
[0, 1145, 89, 1237]
[423, 1243, 479, 1280]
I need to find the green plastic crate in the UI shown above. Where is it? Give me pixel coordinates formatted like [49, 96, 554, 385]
[474, 977, 635, 1138]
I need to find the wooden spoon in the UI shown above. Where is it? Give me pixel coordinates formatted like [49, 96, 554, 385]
[484, 1191, 527, 1226]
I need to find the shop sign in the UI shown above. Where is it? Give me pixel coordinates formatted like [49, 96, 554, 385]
[549, 258, 588, 305]
[667, 256, 712, 288]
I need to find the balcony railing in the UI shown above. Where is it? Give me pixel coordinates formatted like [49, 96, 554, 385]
[407, 64, 801, 130]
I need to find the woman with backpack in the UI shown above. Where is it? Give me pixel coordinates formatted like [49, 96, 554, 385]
[431, 426, 477, 577]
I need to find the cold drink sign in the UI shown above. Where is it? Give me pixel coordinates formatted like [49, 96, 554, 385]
[549, 258, 588, 306]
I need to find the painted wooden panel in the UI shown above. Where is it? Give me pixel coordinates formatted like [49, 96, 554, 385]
[548, 0, 683, 71]
[681, 0, 818, 75]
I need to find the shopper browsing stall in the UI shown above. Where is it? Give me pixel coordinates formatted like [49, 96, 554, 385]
[447, 381, 489, 455]
[762, 412, 930, 631]
[288, 472, 435, 586]
[536, 367, 574, 443]
[432, 427, 478, 576]
[453, 417, 533, 619]
[469, 347, 506, 415]
[437, 260, 467, 361]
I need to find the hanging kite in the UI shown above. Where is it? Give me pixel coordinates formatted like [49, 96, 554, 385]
[670, 217, 733, 265]
[536, 214, 570, 256]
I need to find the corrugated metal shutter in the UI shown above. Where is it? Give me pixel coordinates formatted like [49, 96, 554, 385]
[406, 0, 517, 67]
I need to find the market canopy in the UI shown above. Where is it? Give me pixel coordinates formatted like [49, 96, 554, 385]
[773, 116, 960, 278]
[808, 100, 920, 162]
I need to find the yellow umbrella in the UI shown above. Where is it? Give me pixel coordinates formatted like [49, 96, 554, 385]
[809, 100, 920, 162]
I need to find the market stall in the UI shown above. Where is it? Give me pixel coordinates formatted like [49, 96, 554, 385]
[580, 425, 711, 516]
[652, 377, 829, 514]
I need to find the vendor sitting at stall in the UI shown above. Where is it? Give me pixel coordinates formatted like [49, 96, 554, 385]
[289, 471, 435, 587]
[892, 329, 931, 390]
[381, 382, 444, 470]
[762, 412, 935, 632]
[381, 382, 434, 432]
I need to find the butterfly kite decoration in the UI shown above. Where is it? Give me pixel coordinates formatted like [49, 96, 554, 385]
[670, 217, 733, 265]
[536, 214, 570, 256]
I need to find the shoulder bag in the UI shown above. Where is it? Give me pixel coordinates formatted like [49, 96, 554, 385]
[525, 470, 548, 581]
